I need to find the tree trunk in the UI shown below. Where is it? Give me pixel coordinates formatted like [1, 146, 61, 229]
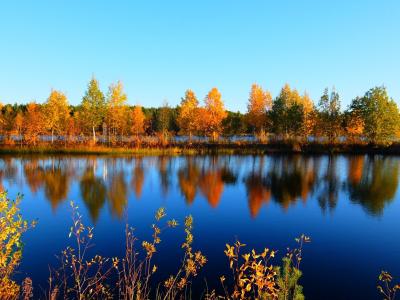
[92, 126, 96, 144]
[51, 129, 54, 144]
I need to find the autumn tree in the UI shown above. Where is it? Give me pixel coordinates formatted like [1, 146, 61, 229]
[343, 111, 364, 143]
[81, 77, 106, 143]
[106, 81, 129, 142]
[177, 89, 199, 141]
[301, 92, 317, 140]
[43, 90, 70, 143]
[23, 102, 44, 145]
[0, 105, 16, 141]
[203, 87, 227, 141]
[131, 105, 145, 137]
[158, 101, 171, 137]
[246, 83, 272, 139]
[318, 87, 342, 143]
[348, 86, 400, 144]
[14, 112, 23, 145]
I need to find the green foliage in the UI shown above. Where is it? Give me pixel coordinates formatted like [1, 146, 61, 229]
[223, 111, 249, 135]
[270, 85, 305, 139]
[349, 86, 400, 145]
[275, 257, 304, 300]
[81, 77, 106, 141]
[318, 87, 341, 143]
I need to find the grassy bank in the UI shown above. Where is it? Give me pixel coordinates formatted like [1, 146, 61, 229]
[1, 141, 400, 155]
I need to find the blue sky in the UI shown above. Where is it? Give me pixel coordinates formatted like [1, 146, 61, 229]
[0, 1, 399, 112]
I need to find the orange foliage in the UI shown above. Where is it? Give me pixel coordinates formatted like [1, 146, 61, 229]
[131, 105, 146, 137]
[131, 162, 144, 199]
[203, 88, 227, 141]
[23, 103, 44, 145]
[199, 169, 224, 207]
[178, 160, 199, 204]
[245, 175, 271, 218]
[247, 83, 272, 135]
[177, 89, 199, 139]
[346, 113, 364, 142]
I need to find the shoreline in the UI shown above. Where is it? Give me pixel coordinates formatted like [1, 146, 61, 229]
[1, 142, 400, 155]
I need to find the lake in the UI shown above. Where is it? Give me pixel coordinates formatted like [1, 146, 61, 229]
[1, 154, 399, 299]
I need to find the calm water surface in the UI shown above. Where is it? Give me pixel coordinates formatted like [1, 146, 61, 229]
[1, 154, 399, 299]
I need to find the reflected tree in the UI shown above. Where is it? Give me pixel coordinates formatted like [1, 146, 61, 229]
[347, 156, 365, 185]
[346, 156, 399, 215]
[43, 162, 70, 210]
[80, 167, 106, 223]
[23, 160, 45, 193]
[178, 157, 200, 205]
[158, 156, 172, 196]
[131, 159, 145, 199]
[107, 171, 127, 218]
[317, 156, 339, 213]
[244, 175, 271, 218]
[199, 157, 225, 207]
[269, 156, 304, 210]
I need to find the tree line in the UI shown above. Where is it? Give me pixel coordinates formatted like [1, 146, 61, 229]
[1, 78, 399, 146]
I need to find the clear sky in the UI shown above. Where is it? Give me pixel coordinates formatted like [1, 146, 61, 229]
[0, 1, 399, 112]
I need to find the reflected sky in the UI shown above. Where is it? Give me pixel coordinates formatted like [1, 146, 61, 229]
[1, 154, 400, 299]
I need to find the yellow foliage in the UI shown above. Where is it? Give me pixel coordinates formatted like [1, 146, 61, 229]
[0, 192, 35, 299]
[247, 83, 272, 135]
[43, 90, 70, 142]
[177, 89, 199, 139]
[131, 105, 146, 136]
[203, 87, 227, 141]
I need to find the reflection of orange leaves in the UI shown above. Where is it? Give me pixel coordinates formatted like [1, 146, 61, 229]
[348, 156, 364, 185]
[245, 174, 271, 217]
[23, 161, 44, 193]
[131, 164, 145, 199]
[108, 172, 127, 218]
[179, 175, 197, 204]
[178, 158, 200, 204]
[43, 168, 69, 210]
[249, 186, 271, 218]
[199, 170, 224, 208]
[178, 173, 198, 205]
[300, 169, 315, 202]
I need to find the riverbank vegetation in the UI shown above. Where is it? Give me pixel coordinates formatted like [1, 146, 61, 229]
[1, 192, 398, 299]
[1, 80, 400, 153]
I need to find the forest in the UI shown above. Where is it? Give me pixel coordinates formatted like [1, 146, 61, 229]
[1, 78, 399, 148]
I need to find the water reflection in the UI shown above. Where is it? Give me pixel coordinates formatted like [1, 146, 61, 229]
[106, 160, 128, 218]
[80, 166, 106, 222]
[178, 157, 199, 204]
[318, 156, 340, 213]
[345, 156, 399, 215]
[0, 154, 398, 222]
[22, 158, 74, 210]
[131, 158, 145, 199]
